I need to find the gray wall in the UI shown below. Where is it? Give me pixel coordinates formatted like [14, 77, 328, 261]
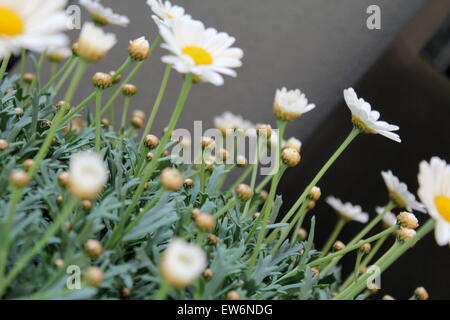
[57, 0, 424, 140]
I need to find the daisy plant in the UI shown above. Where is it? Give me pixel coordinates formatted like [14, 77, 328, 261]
[0, 0, 447, 301]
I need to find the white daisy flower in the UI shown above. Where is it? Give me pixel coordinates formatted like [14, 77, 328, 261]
[326, 196, 369, 223]
[0, 0, 69, 56]
[214, 112, 254, 135]
[417, 157, 450, 246]
[147, 0, 188, 28]
[75, 22, 117, 62]
[273, 87, 315, 122]
[80, 0, 129, 27]
[159, 238, 206, 288]
[343, 88, 401, 143]
[376, 206, 398, 229]
[159, 17, 244, 86]
[68, 151, 109, 200]
[284, 137, 302, 152]
[381, 170, 425, 212]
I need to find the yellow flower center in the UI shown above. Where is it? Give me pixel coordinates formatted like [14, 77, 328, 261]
[165, 13, 174, 19]
[0, 7, 24, 36]
[435, 196, 450, 222]
[351, 115, 376, 134]
[182, 46, 213, 65]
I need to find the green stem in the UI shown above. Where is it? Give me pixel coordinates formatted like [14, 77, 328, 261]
[54, 57, 78, 94]
[0, 51, 12, 81]
[335, 220, 435, 300]
[105, 73, 193, 250]
[19, 49, 26, 80]
[0, 198, 78, 297]
[291, 201, 311, 243]
[354, 251, 363, 282]
[243, 136, 262, 217]
[62, 91, 96, 123]
[320, 217, 346, 257]
[138, 63, 172, 151]
[154, 281, 170, 300]
[120, 97, 131, 135]
[214, 198, 238, 219]
[95, 90, 103, 152]
[112, 57, 133, 81]
[63, 59, 89, 104]
[42, 55, 75, 91]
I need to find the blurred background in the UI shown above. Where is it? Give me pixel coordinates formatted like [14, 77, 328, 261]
[14, 0, 450, 299]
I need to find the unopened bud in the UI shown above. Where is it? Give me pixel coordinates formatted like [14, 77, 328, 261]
[121, 84, 137, 96]
[23, 73, 35, 84]
[297, 228, 308, 240]
[183, 178, 194, 188]
[281, 148, 301, 167]
[208, 234, 218, 245]
[397, 211, 419, 229]
[359, 243, 371, 254]
[257, 124, 272, 138]
[144, 134, 160, 149]
[92, 72, 112, 89]
[10, 170, 29, 187]
[333, 240, 346, 251]
[23, 159, 35, 171]
[414, 287, 429, 300]
[236, 184, 253, 201]
[195, 213, 216, 232]
[284, 137, 302, 152]
[84, 239, 103, 258]
[309, 186, 321, 201]
[85, 266, 104, 287]
[397, 227, 416, 242]
[128, 37, 150, 61]
[131, 117, 144, 129]
[160, 168, 183, 191]
[227, 290, 240, 300]
[236, 155, 248, 168]
[58, 171, 70, 187]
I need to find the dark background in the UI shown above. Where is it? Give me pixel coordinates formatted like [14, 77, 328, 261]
[15, 0, 450, 299]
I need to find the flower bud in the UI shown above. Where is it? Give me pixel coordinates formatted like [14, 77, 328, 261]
[128, 37, 150, 61]
[54, 259, 65, 269]
[65, 221, 73, 231]
[359, 243, 371, 254]
[201, 136, 215, 149]
[359, 266, 367, 274]
[23, 73, 35, 84]
[146, 152, 154, 161]
[82, 199, 92, 211]
[84, 239, 103, 258]
[160, 168, 183, 191]
[284, 137, 302, 152]
[23, 159, 35, 171]
[109, 70, 122, 84]
[308, 201, 316, 209]
[85, 266, 104, 287]
[14, 107, 24, 117]
[208, 234, 218, 245]
[333, 240, 346, 251]
[236, 184, 253, 201]
[131, 116, 144, 129]
[58, 171, 70, 187]
[309, 186, 321, 201]
[144, 134, 160, 149]
[281, 148, 301, 167]
[227, 290, 240, 300]
[217, 148, 230, 162]
[259, 190, 268, 202]
[311, 268, 320, 276]
[183, 178, 194, 188]
[101, 118, 110, 127]
[257, 124, 272, 138]
[56, 195, 63, 204]
[92, 72, 113, 89]
[121, 84, 137, 96]
[195, 213, 216, 232]
[382, 295, 395, 300]
[236, 155, 248, 168]
[396, 227, 416, 242]
[10, 170, 29, 187]
[414, 287, 429, 300]
[56, 100, 71, 113]
[41, 120, 52, 128]
[203, 268, 214, 279]
[397, 211, 419, 229]
[252, 212, 260, 219]
[132, 110, 146, 121]
[191, 208, 201, 220]
[121, 287, 132, 298]
[297, 228, 308, 240]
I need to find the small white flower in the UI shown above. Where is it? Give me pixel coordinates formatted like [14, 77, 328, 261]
[159, 238, 206, 288]
[418, 157, 450, 246]
[147, 0, 188, 28]
[68, 151, 109, 200]
[376, 206, 397, 228]
[326, 196, 369, 223]
[381, 170, 425, 212]
[80, 0, 129, 27]
[159, 17, 243, 86]
[0, 0, 69, 56]
[214, 112, 254, 135]
[284, 137, 302, 152]
[273, 87, 315, 122]
[344, 88, 401, 143]
[75, 22, 117, 62]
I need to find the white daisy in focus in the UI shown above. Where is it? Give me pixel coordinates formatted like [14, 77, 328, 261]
[68, 151, 109, 200]
[418, 157, 450, 246]
[159, 238, 207, 288]
[80, 0, 129, 27]
[147, 0, 188, 28]
[326, 196, 369, 223]
[75, 22, 117, 62]
[159, 17, 243, 86]
[214, 112, 254, 135]
[0, 0, 69, 56]
[381, 170, 425, 212]
[376, 206, 398, 229]
[273, 87, 315, 122]
[343, 88, 401, 143]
